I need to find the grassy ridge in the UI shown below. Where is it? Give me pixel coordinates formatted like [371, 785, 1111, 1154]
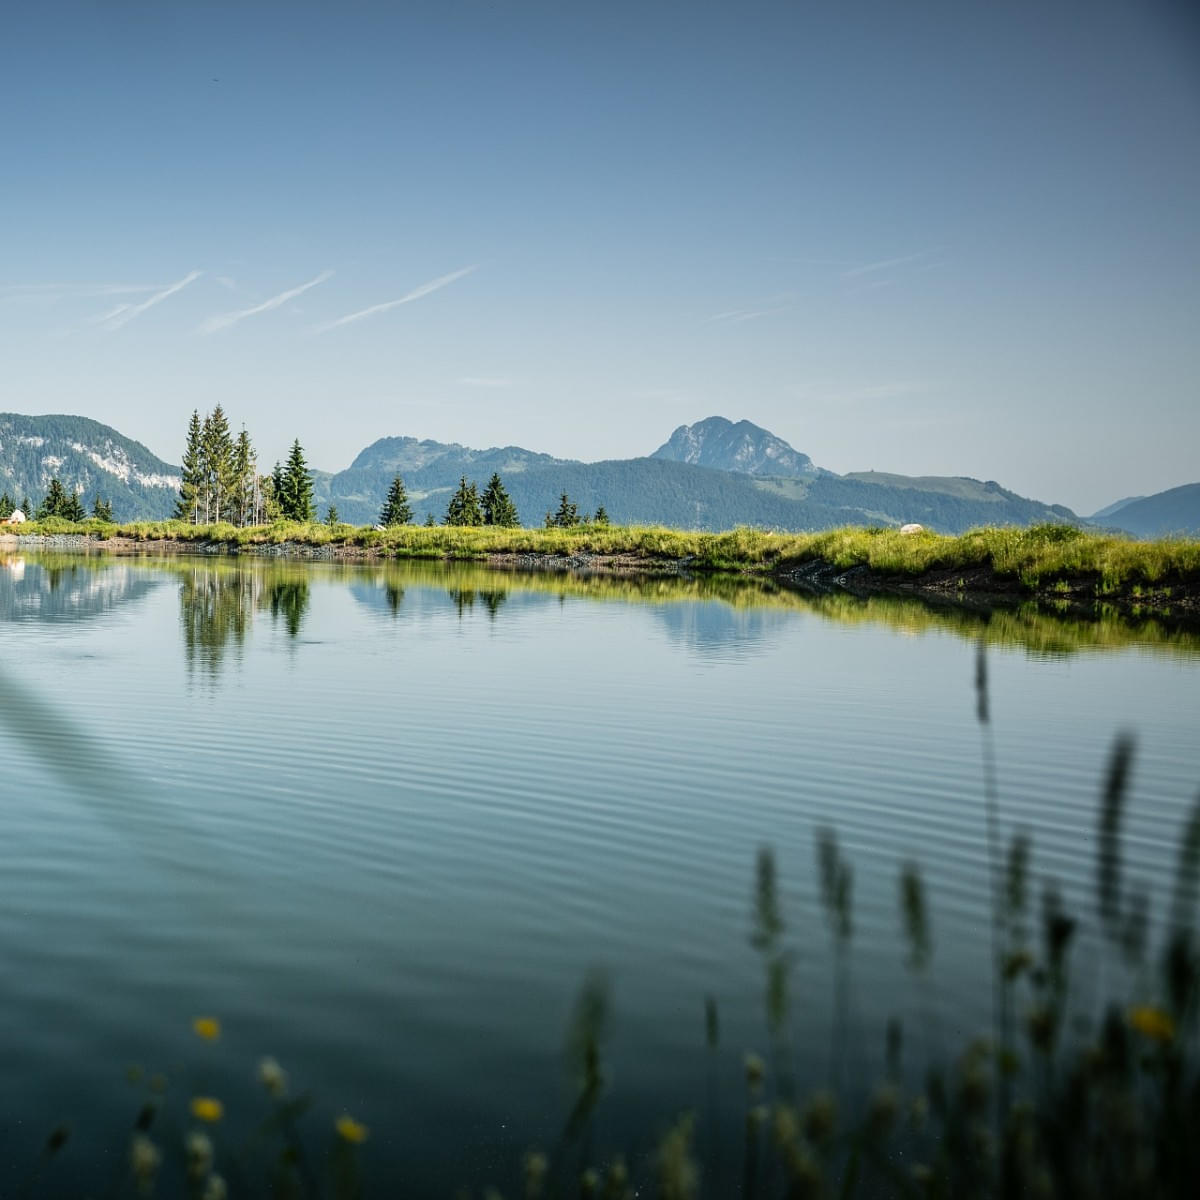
[11, 517, 1200, 589]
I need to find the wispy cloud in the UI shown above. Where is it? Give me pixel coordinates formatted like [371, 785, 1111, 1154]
[96, 270, 204, 329]
[843, 251, 929, 278]
[199, 270, 333, 334]
[314, 265, 477, 334]
[0, 281, 170, 311]
[705, 306, 786, 324]
[457, 376, 513, 388]
[1, 281, 168, 298]
[215, 275, 238, 291]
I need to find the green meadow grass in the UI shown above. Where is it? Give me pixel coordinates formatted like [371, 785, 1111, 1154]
[13, 518, 1200, 591]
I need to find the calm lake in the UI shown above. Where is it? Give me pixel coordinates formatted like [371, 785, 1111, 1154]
[2, 552, 1198, 1196]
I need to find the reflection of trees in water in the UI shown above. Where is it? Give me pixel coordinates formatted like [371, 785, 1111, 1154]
[265, 579, 310, 639]
[180, 568, 259, 676]
[384, 584, 404, 616]
[478, 590, 507, 620]
[445, 588, 506, 619]
[448, 588, 475, 618]
[179, 566, 310, 676]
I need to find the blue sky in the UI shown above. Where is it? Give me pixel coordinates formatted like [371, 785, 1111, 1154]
[1, 0, 1196, 514]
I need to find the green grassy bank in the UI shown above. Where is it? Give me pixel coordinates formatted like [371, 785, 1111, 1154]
[9, 518, 1200, 594]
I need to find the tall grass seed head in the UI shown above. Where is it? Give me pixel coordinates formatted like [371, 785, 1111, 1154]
[258, 1055, 289, 1096]
[185, 1130, 214, 1179]
[129, 1133, 161, 1181]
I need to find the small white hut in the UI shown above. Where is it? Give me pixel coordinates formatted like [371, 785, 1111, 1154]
[2, 509, 26, 526]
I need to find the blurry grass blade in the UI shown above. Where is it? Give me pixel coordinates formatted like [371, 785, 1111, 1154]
[900, 862, 931, 972]
[1097, 732, 1135, 933]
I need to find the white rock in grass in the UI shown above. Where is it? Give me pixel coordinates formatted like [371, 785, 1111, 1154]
[900, 523, 924, 535]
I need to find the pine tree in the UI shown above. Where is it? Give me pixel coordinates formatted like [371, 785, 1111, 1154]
[0, 493, 13, 520]
[38, 478, 69, 519]
[62, 489, 86, 522]
[546, 492, 579, 528]
[481, 473, 519, 527]
[593, 505, 610, 526]
[278, 440, 315, 522]
[443, 476, 482, 526]
[21, 496, 32, 519]
[423, 512, 436, 527]
[326, 504, 339, 526]
[379, 475, 413, 526]
[232, 428, 255, 526]
[204, 405, 235, 523]
[176, 409, 204, 522]
[92, 496, 114, 521]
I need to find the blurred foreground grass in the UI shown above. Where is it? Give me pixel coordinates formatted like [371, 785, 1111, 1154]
[5, 637, 1200, 1198]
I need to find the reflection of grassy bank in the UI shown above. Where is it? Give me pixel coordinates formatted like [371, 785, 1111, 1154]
[14, 552, 1200, 661]
[14, 518, 1200, 592]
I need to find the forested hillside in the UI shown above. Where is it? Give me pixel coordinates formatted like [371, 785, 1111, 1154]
[0, 413, 180, 520]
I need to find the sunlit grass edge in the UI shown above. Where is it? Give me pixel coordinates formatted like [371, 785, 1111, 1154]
[10, 518, 1200, 589]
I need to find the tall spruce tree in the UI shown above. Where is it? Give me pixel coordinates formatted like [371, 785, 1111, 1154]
[444, 476, 482, 526]
[92, 496, 114, 521]
[481, 473, 519, 527]
[204, 405, 235, 523]
[0, 493, 13, 520]
[232, 428, 255, 526]
[38, 478, 69, 519]
[379, 475, 413, 526]
[21, 495, 31, 519]
[176, 409, 204, 522]
[278, 440, 315, 522]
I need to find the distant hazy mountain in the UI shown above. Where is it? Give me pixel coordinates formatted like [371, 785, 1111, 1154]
[323, 433, 1077, 532]
[1090, 483, 1200, 537]
[0, 411, 1083, 534]
[651, 416, 818, 477]
[0, 413, 180, 520]
[1089, 495, 1145, 521]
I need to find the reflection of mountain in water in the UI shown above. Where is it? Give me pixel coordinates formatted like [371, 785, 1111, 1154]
[178, 565, 311, 676]
[0, 557, 161, 624]
[349, 567, 794, 656]
[649, 601, 797, 660]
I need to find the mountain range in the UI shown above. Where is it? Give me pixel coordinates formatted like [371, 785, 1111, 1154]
[2, 411, 1194, 536]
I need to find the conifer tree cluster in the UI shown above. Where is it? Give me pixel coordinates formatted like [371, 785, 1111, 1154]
[176, 410, 314, 525]
[177, 407, 276, 525]
[440, 473, 520, 527]
[36, 478, 87, 521]
[0, 493, 15, 519]
[544, 493, 611, 528]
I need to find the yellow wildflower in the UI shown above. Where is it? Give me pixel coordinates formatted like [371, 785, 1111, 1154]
[190, 1097, 225, 1123]
[1129, 1005, 1175, 1042]
[192, 1017, 221, 1041]
[335, 1114, 369, 1144]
